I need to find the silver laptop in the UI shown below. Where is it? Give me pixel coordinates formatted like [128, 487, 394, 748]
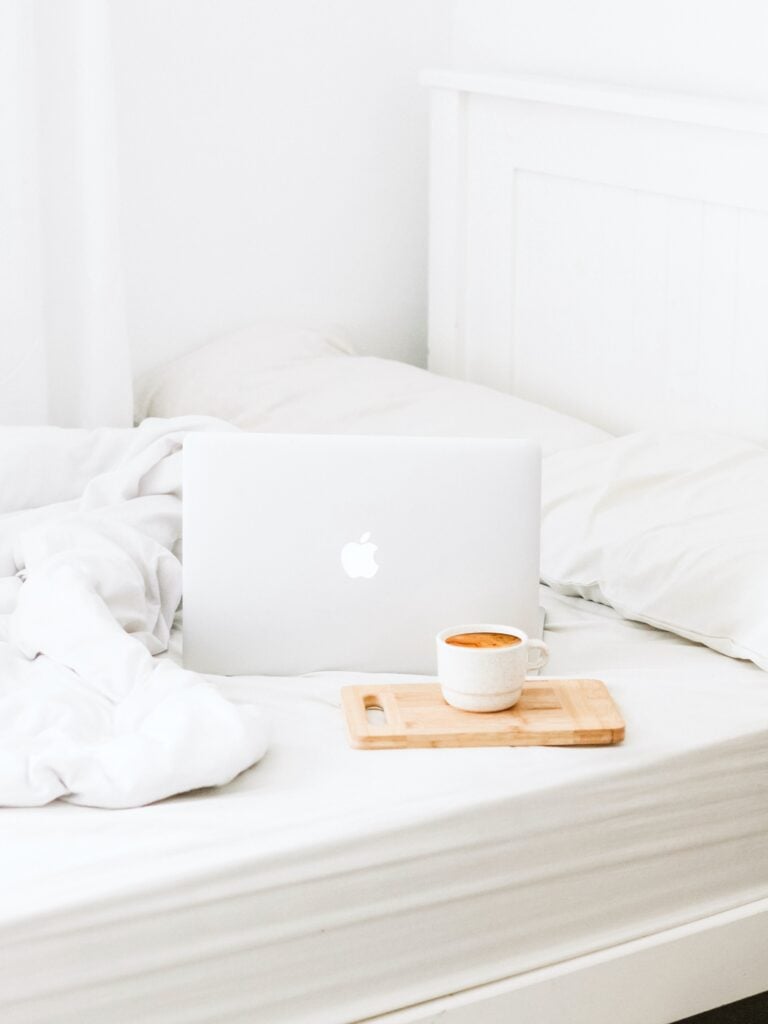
[183, 433, 541, 675]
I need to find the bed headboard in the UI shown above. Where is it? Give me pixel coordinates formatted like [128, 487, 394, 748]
[423, 69, 768, 442]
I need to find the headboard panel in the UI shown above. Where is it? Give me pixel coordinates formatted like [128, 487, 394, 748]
[424, 70, 768, 441]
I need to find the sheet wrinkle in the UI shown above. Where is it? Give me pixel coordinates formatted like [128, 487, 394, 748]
[0, 417, 268, 808]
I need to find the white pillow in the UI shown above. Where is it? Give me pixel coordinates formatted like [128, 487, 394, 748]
[134, 322, 355, 423]
[542, 431, 768, 669]
[135, 324, 609, 456]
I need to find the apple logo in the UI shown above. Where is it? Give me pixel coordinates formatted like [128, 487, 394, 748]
[341, 531, 379, 579]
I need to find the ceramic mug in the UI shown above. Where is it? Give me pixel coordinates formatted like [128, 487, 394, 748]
[436, 623, 549, 712]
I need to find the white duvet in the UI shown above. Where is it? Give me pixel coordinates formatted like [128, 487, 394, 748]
[0, 417, 267, 808]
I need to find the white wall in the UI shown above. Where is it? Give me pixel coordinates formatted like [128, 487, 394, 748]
[109, 0, 448, 377]
[452, 0, 768, 103]
[102, 1, 768, 381]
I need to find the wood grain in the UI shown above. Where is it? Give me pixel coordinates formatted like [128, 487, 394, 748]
[342, 679, 625, 749]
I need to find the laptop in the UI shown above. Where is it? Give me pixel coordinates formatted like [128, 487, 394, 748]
[183, 433, 541, 675]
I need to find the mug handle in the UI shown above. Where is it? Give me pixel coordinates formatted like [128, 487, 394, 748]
[526, 639, 549, 673]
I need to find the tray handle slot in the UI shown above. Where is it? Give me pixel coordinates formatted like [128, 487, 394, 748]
[364, 696, 388, 727]
[361, 691, 402, 734]
[341, 687, 405, 746]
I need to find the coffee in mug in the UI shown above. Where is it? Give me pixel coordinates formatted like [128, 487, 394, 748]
[445, 631, 522, 649]
[436, 623, 548, 713]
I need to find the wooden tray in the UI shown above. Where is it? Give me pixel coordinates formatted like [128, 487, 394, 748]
[342, 679, 624, 749]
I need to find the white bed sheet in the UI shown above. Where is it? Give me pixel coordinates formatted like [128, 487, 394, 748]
[2, 587, 768, 1024]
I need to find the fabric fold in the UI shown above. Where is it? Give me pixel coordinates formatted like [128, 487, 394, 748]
[0, 416, 268, 808]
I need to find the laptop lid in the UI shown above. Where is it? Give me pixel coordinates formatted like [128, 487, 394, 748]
[183, 433, 541, 675]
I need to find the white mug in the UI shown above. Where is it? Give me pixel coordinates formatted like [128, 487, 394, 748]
[436, 623, 549, 713]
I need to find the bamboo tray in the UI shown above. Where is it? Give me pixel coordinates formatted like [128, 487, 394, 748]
[342, 679, 624, 749]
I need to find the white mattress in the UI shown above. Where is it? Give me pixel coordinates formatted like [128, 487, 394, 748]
[2, 588, 768, 1024]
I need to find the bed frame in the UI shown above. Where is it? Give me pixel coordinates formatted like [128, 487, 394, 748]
[380, 897, 768, 1024]
[424, 69, 768, 444]
[372, 68, 768, 1024]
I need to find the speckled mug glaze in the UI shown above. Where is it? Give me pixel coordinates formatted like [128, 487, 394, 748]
[436, 623, 549, 713]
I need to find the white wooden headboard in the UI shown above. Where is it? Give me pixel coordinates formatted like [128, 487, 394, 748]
[423, 70, 768, 441]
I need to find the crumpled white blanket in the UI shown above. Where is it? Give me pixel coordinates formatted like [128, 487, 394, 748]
[0, 417, 268, 808]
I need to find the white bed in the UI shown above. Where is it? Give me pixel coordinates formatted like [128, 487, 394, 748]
[3, 67, 768, 1024]
[3, 587, 767, 1024]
